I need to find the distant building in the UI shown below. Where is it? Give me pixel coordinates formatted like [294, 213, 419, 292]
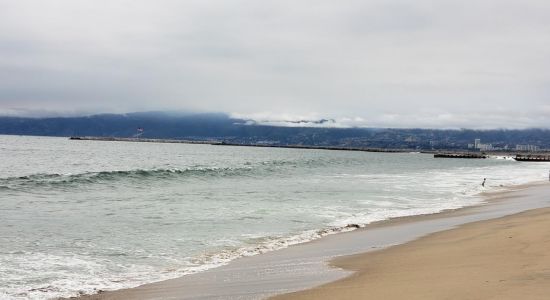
[478, 144, 493, 151]
[470, 138, 492, 151]
[256, 140, 279, 145]
[474, 139, 481, 149]
[515, 144, 540, 152]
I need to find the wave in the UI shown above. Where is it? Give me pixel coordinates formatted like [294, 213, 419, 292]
[0, 156, 337, 191]
[0, 167, 254, 190]
[4, 165, 547, 299]
[36, 193, 488, 299]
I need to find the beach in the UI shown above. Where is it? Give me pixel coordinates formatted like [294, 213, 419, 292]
[71, 183, 550, 300]
[3, 0, 550, 298]
[274, 206, 550, 300]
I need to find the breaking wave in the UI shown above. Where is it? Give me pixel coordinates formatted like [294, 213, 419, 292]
[0, 156, 340, 191]
[0, 167, 255, 190]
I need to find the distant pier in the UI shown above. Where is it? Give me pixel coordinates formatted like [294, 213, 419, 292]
[515, 154, 550, 162]
[434, 153, 487, 159]
[433, 152, 550, 162]
[69, 136, 409, 153]
[216, 141, 406, 153]
[69, 136, 218, 145]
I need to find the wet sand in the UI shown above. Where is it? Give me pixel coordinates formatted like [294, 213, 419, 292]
[274, 207, 550, 300]
[72, 183, 550, 300]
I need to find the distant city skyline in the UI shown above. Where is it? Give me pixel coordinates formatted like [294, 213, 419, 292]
[1, 1, 550, 129]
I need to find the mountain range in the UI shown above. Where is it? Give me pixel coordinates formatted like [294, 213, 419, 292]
[1, 112, 548, 150]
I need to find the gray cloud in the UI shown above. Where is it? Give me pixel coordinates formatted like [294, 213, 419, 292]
[1, 0, 550, 128]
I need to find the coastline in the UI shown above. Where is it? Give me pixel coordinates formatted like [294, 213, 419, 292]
[273, 206, 550, 300]
[69, 181, 550, 300]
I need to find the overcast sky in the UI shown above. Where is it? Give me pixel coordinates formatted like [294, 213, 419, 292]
[1, 0, 549, 128]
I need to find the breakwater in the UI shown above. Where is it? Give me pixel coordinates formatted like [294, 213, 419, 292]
[217, 141, 406, 153]
[69, 136, 217, 144]
[434, 153, 487, 159]
[69, 136, 409, 153]
[515, 154, 550, 162]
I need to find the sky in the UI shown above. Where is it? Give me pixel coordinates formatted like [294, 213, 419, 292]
[0, 0, 550, 128]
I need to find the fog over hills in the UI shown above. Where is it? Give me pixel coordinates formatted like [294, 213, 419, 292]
[1, 112, 549, 150]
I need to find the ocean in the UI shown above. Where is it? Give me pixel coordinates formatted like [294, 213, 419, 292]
[1, 135, 549, 299]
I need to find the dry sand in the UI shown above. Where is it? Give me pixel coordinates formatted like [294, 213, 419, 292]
[273, 207, 550, 300]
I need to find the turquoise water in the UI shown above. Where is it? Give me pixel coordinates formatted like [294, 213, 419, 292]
[1, 135, 549, 299]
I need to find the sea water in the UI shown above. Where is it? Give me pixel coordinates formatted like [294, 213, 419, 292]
[1, 135, 549, 299]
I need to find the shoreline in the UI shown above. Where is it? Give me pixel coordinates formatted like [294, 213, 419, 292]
[70, 181, 550, 300]
[273, 203, 550, 299]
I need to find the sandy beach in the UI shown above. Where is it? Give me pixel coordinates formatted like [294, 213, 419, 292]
[274, 207, 550, 300]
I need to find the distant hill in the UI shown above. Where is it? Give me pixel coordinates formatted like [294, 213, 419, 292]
[1, 112, 549, 150]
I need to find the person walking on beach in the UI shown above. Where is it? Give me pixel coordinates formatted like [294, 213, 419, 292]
[482, 178, 486, 187]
